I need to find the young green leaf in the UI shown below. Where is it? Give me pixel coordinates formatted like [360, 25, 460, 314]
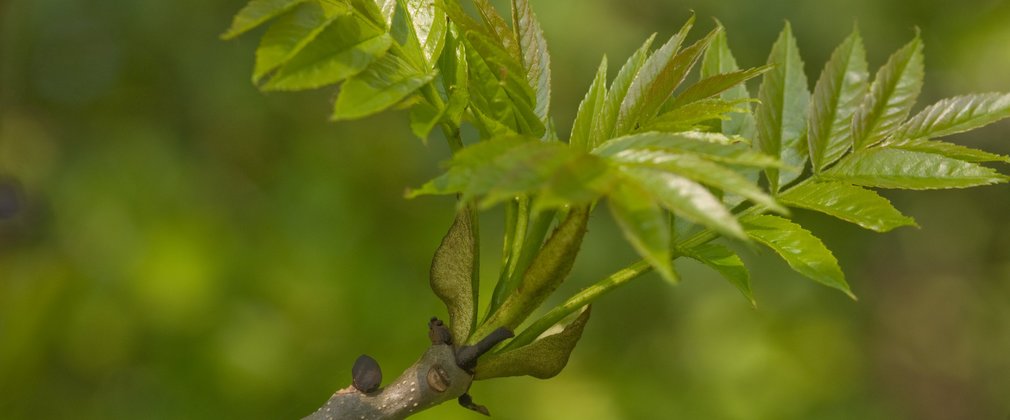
[888, 93, 1010, 141]
[263, 15, 393, 91]
[884, 139, 1010, 163]
[593, 34, 657, 145]
[740, 214, 853, 298]
[430, 208, 479, 343]
[608, 181, 678, 284]
[644, 98, 753, 133]
[332, 52, 435, 120]
[404, 0, 448, 64]
[512, 0, 552, 122]
[851, 34, 924, 150]
[755, 22, 811, 193]
[475, 306, 591, 380]
[221, 0, 308, 40]
[594, 132, 783, 168]
[570, 57, 608, 152]
[617, 18, 719, 135]
[472, 0, 522, 60]
[700, 28, 755, 136]
[779, 181, 916, 232]
[669, 66, 769, 109]
[681, 243, 754, 306]
[253, 1, 349, 83]
[821, 148, 1009, 189]
[808, 29, 869, 172]
[620, 166, 747, 241]
[610, 150, 786, 214]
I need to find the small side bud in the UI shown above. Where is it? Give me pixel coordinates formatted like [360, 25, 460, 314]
[351, 355, 382, 394]
[428, 317, 453, 345]
[458, 393, 490, 416]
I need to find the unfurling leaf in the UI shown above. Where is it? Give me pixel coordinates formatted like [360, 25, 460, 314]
[475, 306, 591, 380]
[756, 22, 811, 192]
[740, 214, 853, 298]
[477, 208, 590, 337]
[681, 243, 754, 306]
[670, 66, 769, 109]
[888, 93, 1010, 141]
[821, 148, 1009, 189]
[807, 28, 869, 172]
[851, 34, 924, 150]
[779, 181, 916, 232]
[609, 181, 677, 284]
[644, 98, 753, 133]
[430, 208, 479, 343]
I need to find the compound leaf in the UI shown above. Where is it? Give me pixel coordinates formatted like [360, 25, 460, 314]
[608, 180, 677, 284]
[681, 243, 754, 306]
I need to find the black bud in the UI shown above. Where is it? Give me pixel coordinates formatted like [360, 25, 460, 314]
[428, 317, 453, 345]
[458, 393, 490, 416]
[351, 355, 382, 394]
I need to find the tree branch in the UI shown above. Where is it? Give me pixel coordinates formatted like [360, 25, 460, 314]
[303, 321, 513, 420]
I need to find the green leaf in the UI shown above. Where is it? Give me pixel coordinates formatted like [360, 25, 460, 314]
[465, 32, 544, 137]
[332, 52, 435, 120]
[439, 28, 470, 126]
[740, 214, 853, 298]
[594, 132, 784, 168]
[884, 139, 1010, 163]
[618, 18, 718, 135]
[512, 0, 552, 122]
[472, 0, 522, 60]
[253, 1, 349, 83]
[670, 66, 769, 109]
[610, 149, 785, 214]
[479, 208, 590, 335]
[821, 148, 1009, 189]
[808, 29, 869, 172]
[475, 306, 591, 380]
[755, 22, 810, 192]
[851, 34, 924, 150]
[644, 98, 753, 133]
[430, 208, 479, 343]
[889, 93, 1010, 141]
[700, 28, 755, 136]
[681, 244, 754, 306]
[779, 181, 916, 232]
[570, 57, 608, 152]
[608, 182, 677, 284]
[404, 0, 448, 64]
[264, 15, 393, 91]
[593, 34, 657, 146]
[222, 0, 308, 40]
[621, 166, 746, 241]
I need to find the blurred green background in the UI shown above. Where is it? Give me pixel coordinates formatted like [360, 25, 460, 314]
[2, 0, 1009, 418]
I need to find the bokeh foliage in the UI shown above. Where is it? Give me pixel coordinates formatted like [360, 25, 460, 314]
[2, 0, 1009, 419]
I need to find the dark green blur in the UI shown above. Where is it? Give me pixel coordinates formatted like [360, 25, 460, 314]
[1, 0, 1008, 418]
